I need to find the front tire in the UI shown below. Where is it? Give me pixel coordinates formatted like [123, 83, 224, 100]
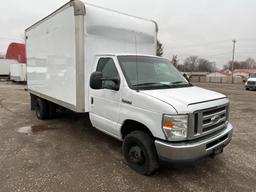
[122, 131, 159, 175]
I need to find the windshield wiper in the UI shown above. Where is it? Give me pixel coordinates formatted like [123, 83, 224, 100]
[171, 81, 186, 84]
[133, 82, 173, 88]
[133, 82, 192, 90]
[171, 81, 193, 87]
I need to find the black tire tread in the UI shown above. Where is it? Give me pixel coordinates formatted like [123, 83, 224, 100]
[35, 98, 49, 120]
[123, 131, 159, 176]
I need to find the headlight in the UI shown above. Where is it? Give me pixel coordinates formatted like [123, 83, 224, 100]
[162, 114, 188, 141]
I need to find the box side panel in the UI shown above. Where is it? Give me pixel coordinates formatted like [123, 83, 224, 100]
[26, 6, 76, 106]
[85, 5, 157, 56]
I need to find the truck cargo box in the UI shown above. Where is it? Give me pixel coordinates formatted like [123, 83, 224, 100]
[10, 63, 27, 82]
[26, 0, 157, 112]
[0, 59, 12, 76]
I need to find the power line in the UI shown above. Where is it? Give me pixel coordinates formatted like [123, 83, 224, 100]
[237, 38, 256, 41]
[202, 52, 232, 58]
[171, 52, 234, 59]
[170, 39, 232, 49]
[170, 38, 256, 51]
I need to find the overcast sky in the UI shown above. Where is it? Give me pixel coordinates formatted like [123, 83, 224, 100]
[0, 0, 255, 68]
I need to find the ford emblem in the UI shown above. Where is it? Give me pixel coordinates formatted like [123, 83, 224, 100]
[211, 115, 221, 124]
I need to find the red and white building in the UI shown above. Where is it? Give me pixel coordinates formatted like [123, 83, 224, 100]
[233, 69, 256, 80]
[207, 68, 256, 82]
[5, 42, 26, 81]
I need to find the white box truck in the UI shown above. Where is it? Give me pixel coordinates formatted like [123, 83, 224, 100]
[26, 0, 233, 175]
[0, 59, 15, 77]
[10, 63, 27, 82]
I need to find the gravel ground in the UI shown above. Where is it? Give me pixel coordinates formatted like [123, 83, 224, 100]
[0, 81, 255, 192]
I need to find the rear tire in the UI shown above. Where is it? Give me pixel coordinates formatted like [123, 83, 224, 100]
[35, 98, 49, 120]
[122, 131, 159, 176]
[48, 102, 56, 119]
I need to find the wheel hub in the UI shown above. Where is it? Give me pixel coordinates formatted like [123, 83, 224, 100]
[128, 145, 144, 164]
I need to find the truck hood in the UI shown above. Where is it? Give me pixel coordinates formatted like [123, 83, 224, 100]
[141, 86, 226, 113]
[247, 77, 256, 82]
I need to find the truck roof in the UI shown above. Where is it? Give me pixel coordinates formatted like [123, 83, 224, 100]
[85, 3, 158, 32]
[26, 0, 158, 32]
[95, 54, 163, 59]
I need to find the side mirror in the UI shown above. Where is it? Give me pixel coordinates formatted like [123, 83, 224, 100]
[102, 77, 120, 91]
[90, 72, 103, 89]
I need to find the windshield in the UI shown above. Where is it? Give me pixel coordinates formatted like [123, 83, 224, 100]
[250, 73, 256, 78]
[118, 56, 190, 90]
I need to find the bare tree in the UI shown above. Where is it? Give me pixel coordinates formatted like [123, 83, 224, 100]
[178, 56, 214, 72]
[198, 58, 215, 72]
[183, 56, 199, 72]
[245, 58, 256, 68]
[224, 58, 256, 70]
[224, 61, 240, 70]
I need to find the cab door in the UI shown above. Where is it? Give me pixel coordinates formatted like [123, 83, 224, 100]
[89, 57, 122, 138]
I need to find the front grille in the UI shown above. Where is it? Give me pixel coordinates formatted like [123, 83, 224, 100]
[247, 81, 256, 85]
[193, 105, 228, 138]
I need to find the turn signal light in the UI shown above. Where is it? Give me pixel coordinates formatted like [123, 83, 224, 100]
[163, 122, 174, 129]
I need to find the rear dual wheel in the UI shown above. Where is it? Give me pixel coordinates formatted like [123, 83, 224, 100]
[35, 98, 56, 120]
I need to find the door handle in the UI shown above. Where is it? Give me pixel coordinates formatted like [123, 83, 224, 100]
[122, 99, 132, 105]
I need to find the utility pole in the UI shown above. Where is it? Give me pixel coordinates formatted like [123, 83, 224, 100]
[214, 62, 217, 77]
[231, 39, 236, 84]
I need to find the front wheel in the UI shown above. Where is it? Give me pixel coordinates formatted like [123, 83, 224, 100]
[122, 131, 159, 175]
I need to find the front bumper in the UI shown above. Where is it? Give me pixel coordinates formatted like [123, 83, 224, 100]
[155, 123, 233, 161]
[245, 85, 256, 89]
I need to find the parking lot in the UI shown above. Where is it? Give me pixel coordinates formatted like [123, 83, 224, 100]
[0, 81, 255, 192]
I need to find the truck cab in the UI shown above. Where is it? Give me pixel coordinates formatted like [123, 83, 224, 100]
[245, 73, 256, 90]
[89, 54, 233, 175]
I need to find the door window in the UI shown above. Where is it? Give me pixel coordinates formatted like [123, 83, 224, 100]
[96, 58, 120, 89]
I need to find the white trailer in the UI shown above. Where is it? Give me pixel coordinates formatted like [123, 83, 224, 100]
[10, 63, 27, 82]
[0, 59, 17, 76]
[26, 0, 233, 175]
